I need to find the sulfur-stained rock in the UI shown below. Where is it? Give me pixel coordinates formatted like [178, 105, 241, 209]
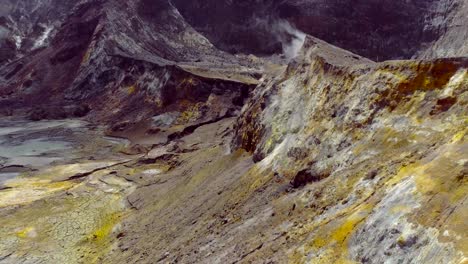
[232, 35, 467, 263]
[0, 0, 262, 131]
[0, 1, 466, 263]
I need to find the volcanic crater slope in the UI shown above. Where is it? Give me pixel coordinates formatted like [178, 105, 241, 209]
[0, 0, 467, 264]
[174, 0, 468, 61]
[0, 0, 261, 125]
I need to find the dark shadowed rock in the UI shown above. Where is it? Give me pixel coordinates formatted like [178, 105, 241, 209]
[173, 0, 467, 61]
[0, 1, 466, 264]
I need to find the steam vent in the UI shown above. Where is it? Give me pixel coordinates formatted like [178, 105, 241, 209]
[0, 0, 467, 263]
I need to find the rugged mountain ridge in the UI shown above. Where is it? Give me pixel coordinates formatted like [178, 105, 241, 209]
[174, 0, 468, 61]
[232, 36, 467, 262]
[0, 0, 466, 263]
[0, 0, 76, 61]
[97, 36, 466, 263]
[0, 0, 261, 127]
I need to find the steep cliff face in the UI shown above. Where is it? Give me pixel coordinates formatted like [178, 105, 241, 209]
[0, 0, 261, 126]
[0, 1, 466, 263]
[174, 0, 467, 61]
[232, 36, 467, 263]
[2, 0, 467, 64]
[172, 0, 283, 55]
[417, 0, 468, 59]
[280, 0, 468, 60]
[99, 37, 467, 263]
[0, 0, 76, 62]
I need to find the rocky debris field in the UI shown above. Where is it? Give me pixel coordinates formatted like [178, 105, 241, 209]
[0, 0, 467, 263]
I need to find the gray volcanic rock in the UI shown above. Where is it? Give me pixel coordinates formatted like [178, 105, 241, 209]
[278, 0, 468, 60]
[1, 0, 467, 65]
[174, 0, 467, 61]
[231, 35, 467, 263]
[417, 0, 468, 59]
[0, 1, 466, 263]
[0, 0, 76, 61]
[172, 0, 284, 55]
[0, 0, 262, 125]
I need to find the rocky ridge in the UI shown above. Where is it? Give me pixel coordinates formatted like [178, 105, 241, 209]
[174, 0, 468, 61]
[232, 36, 467, 263]
[0, 0, 466, 264]
[0, 0, 261, 128]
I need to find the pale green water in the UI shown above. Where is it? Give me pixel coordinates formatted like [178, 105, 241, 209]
[0, 119, 84, 183]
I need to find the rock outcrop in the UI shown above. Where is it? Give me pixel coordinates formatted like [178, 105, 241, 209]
[0, 0, 76, 62]
[0, 0, 466, 263]
[101, 35, 466, 261]
[174, 0, 468, 61]
[232, 36, 467, 263]
[0, 0, 261, 127]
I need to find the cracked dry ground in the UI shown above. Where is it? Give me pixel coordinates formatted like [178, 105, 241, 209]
[0, 56, 467, 263]
[0, 117, 261, 263]
[0, 40, 466, 264]
[0, 119, 137, 263]
[0, 104, 467, 264]
[0, 65, 467, 264]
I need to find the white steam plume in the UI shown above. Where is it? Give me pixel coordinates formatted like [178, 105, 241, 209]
[273, 20, 306, 60]
[32, 24, 53, 50]
[252, 17, 306, 60]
